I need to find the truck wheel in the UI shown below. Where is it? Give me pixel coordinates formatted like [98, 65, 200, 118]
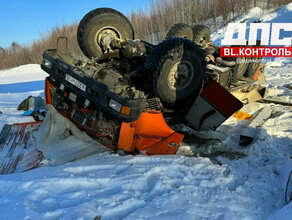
[166, 23, 194, 41]
[246, 60, 261, 78]
[192, 25, 210, 46]
[232, 58, 249, 81]
[150, 38, 205, 106]
[77, 8, 134, 59]
[245, 41, 262, 78]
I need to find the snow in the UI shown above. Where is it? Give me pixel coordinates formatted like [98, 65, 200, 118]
[0, 64, 46, 109]
[1, 62, 291, 220]
[288, 3, 292, 11]
[269, 202, 292, 220]
[248, 7, 264, 19]
[0, 65, 45, 132]
[0, 5, 292, 220]
[0, 64, 47, 84]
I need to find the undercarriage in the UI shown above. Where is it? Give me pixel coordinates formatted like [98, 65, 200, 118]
[40, 8, 266, 155]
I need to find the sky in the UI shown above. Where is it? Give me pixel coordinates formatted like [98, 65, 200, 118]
[0, 0, 149, 48]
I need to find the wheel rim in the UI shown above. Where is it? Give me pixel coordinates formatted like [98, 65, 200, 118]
[250, 59, 261, 70]
[167, 60, 194, 92]
[237, 58, 247, 72]
[238, 63, 246, 71]
[95, 26, 121, 51]
[198, 36, 207, 44]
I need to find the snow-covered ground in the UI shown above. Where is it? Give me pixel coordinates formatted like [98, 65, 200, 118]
[0, 4, 292, 220]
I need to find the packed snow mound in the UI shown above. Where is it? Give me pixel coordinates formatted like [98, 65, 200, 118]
[287, 3, 292, 11]
[248, 7, 263, 19]
[0, 64, 47, 84]
[0, 62, 291, 219]
[0, 64, 46, 109]
[0, 64, 47, 132]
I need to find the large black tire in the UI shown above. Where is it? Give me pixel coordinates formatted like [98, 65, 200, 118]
[232, 58, 249, 81]
[245, 41, 262, 78]
[148, 38, 205, 106]
[192, 25, 211, 46]
[77, 8, 134, 59]
[224, 44, 249, 82]
[245, 60, 261, 78]
[166, 23, 194, 41]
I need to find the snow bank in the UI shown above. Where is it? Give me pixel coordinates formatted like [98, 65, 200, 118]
[0, 64, 47, 84]
[248, 7, 264, 19]
[0, 60, 291, 219]
[0, 64, 46, 108]
[287, 3, 292, 11]
[0, 64, 46, 131]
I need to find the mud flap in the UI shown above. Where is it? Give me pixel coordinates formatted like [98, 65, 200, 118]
[0, 122, 42, 174]
[185, 79, 243, 131]
[118, 111, 184, 155]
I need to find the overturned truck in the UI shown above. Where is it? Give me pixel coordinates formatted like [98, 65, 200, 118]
[0, 8, 267, 174]
[41, 8, 266, 155]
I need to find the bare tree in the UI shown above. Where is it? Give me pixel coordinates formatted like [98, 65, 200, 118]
[1, 0, 291, 70]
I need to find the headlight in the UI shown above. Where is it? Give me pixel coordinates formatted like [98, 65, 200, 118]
[42, 58, 52, 69]
[109, 99, 131, 116]
[109, 99, 122, 112]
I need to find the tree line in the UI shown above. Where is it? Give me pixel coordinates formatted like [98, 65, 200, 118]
[0, 0, 290, 70]
[131, 0, 291, 43]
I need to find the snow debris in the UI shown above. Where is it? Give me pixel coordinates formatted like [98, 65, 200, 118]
[248, 7, 264, 19]
[261, 11, 278, 22]
[287, 3, 292, 11]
